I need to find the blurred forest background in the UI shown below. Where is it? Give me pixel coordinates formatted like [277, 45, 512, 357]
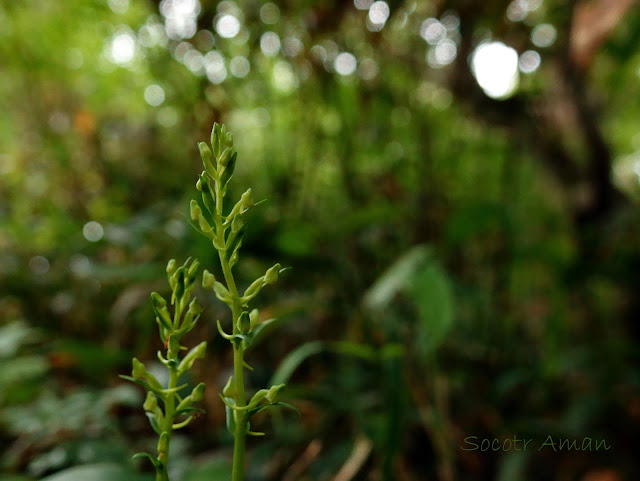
[1, 0, 640, 480]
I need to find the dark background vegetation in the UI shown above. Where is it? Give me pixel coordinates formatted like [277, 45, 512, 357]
[1, 0, 639, 480]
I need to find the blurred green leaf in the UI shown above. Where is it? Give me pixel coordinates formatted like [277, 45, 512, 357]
[410, 261, 455, 357]
[0, 321, 40, 359]
[0, 355, 48, 390]
[363, 245, 430, 312]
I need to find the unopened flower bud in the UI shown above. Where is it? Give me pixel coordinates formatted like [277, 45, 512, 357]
[240, 188, 253, 209]
[218, 147, 232, 167]
[249, 309, 260, 328]
[190, 382, 206, 402]
[143, 392, 158, 412]
[237, 311, 250, 334]
[224, 131, 233, 148]
[132, 358, 146, 379]
[198, 142, 212, 162]
[264, 263, 281, 285]
[266, 383, 286, 403]
[202, 269, 215, 290]
[188, 297, 202, 316]
[150, 292, 167, 309]
[166, 259, 177, 278]
[177, 341, 207, 374]
[190, 200, 202, 222]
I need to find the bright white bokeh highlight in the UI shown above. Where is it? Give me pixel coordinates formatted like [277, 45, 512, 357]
[472, 42, 519, 99]
[144, 85, 166, 106]
[109, 32, 136, 64]
[216, 14, 241, 38]
[260, 31, 281, 56]
[368, 1, 390, 30]
[160, 0, 201, 39]
[335, 52, 357, 76]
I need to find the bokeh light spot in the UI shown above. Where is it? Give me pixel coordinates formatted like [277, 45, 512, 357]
[519, 50, 541, 74]
[335, 52, 357, 76]
[83, 221, 104, 242]
[29, 256, 50, 275]
[260, 3, 280, 24]
[368, 1, 390, 25]
[531, 23, 556, 48]
[230, 56, 250, 78]
[216, 14, 240, 38]
[144, 84, 166, 106]
[260, 31, 281, 56]
[472, 41, 519, 99]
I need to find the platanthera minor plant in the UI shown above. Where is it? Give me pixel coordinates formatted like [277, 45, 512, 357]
[191, 123, 295, 481]
[121, 257, 207, 481]
[123, 123, 294, 481]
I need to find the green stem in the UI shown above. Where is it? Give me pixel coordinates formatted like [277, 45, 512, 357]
[215, 173, 247, 481]
[157, 343, 178, 481]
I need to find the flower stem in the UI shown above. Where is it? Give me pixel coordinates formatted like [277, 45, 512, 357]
[215, 176, 247, 481]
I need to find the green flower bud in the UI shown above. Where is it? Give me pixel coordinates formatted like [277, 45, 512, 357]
[240, 188, 253, 209]
[198, 214, 213, 234]
[166, 259, 177, 278]
[222, 376, 236, 398]
[249, 309, 260, 328]
[150, 292, 167, 309]
[248, 389, 268, 408]
[264, 263, 282, 285]
[190, 382, 206, 402]
[199, 142, 217, 177]
[196, 178, 202, 191]
[150, 292, 172, 329]
[178, 341, 207, 374]
[211, 123, 222, 158]
[190, 200, 202, 222]
[223, 130, 233, 148]
[188, 297, 202, 316]
[265, 383, 286, 403]
[202, 269, 215, 290]
[237, 311, 250, 334]
[198, 142, 212, 162]
[132, 358, 147, 379]
[218, 147, 232, 168]
[143, 392, 158, 412]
